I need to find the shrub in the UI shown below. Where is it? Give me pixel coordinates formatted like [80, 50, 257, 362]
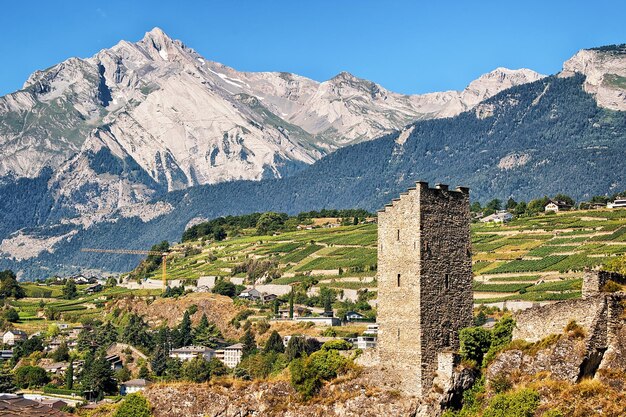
[564, 320, 586, 339]
[321, 339, 352, 351]
[114, 393, 152, 417]
[482, 388, 539, 417]
[601, 280, 622, 293]
[289, 349, 350, 399]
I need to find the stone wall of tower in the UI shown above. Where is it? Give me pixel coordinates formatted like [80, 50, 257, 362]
[377, 181, 473, 396]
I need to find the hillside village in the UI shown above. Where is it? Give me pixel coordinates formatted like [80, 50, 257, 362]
[0, 188, 623, 415]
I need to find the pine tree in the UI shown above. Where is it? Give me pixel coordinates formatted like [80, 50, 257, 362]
[151, 346, 168, 377]
[240, 329, 256, 358]
[138, 363, 150, 380]
[177, 311, 193, 347]
[273, 299, 279, 318]
[263, 330, 284, 354]
[82, 351, 116, 401]
[289, 290, 294, 319]
[65, 360, 74, 390]
[0, 365, 15, 393]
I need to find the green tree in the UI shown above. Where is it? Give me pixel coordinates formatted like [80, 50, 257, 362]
[138, 363, 150, 380]
[13, 336, 44, 360]
[14, 366, 49, 389]
[164, 358, 182, 381]
[62, 279, 78, 300]
[264, 331, 285, 354]
[320, 287, 336, 315]
[176, 311, 193, 348]
[514, 201, 527, 216]
[289, 349, 349, 399]
[50, 341, 70, 362]
[150, 345, 169, 377]
[3, 308, 19, 322]
[213, 227, 227, 241]
[240, 329, 257, 358]
[553, 193, 575, 207]
[285, 336, 308, 361]
[527, 197, 549, 214]
[193, 314, 223, 348]
[470, 201, 482, 213]
[0, 365, 16, 393]
[486, 199, 502, 212]
[181, 357, 211, 383]
[97, 322, 119, 346]
[65, 360, 74, 390]
[121, 314, 153, 351]
[114, 393, 152, 417]
[0, 270, 25, 299]
[256, 212, 287, 235]
[483, 316, 516, 365]
[273, 299, 279, 318]
[82, 351, 117, 400]
[459, 327, 492, 364]
[505, 198, 518, 211]
[289, 290, 294, 319]
[212, 280, 236, 297]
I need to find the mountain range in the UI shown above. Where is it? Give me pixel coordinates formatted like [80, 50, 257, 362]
[0, 29, 624, 278]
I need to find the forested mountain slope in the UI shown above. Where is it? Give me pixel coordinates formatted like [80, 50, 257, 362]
[2, 73, 625, 278]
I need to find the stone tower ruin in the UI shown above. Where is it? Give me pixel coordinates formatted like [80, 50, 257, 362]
[377, 181, 473, 396]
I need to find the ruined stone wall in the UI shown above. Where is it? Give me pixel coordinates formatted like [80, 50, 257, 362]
[377, 181, 472, 396]
[513, 296, 607, 343]
[583, 269, 626, 298]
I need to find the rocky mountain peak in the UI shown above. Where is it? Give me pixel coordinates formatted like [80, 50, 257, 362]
[137, 27, 180, 61]
[560, 45, 626, 111]
[461, 67, 545, 108]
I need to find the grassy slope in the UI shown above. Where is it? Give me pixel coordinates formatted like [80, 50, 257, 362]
[141, 209, 626, 304]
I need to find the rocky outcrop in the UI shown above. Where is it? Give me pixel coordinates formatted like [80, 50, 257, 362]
[143, 379, 419, 417]
[560, 45, 626, 111]
[107, 292, 243, 340]
[486, 336, 587, 384]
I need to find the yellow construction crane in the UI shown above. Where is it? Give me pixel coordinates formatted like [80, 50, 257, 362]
[81, 248, 170, 289]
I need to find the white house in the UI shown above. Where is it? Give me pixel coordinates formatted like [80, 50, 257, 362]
[120, 379, 151, 395]
[3, 330, 27, 346]
[221, 343, 244, 368]
[545, 200, 573, 213]
[355, 336, 377, 349]
[170, 345, 215, 362]
[480, 211, 513, 223]
[608, 198, 626, 209]
[344, 311, 366, 322]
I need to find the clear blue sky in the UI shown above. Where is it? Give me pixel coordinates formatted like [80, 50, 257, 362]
[1, 0, 625, 96]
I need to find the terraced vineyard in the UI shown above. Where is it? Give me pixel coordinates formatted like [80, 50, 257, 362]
[142, 209, 626, 305]
[8, 286, 159, 333]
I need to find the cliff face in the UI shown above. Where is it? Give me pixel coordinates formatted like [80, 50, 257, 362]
[143, 379, 420, 417]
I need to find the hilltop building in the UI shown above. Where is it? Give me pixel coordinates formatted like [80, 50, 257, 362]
[2, 330, 27, 346]
[170, 346, 215, 362]
[377, 181, 473, 396]
[545, 200, 573, 212]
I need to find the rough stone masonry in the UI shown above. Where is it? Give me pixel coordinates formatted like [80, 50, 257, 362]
[377, 181, 473, 396]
